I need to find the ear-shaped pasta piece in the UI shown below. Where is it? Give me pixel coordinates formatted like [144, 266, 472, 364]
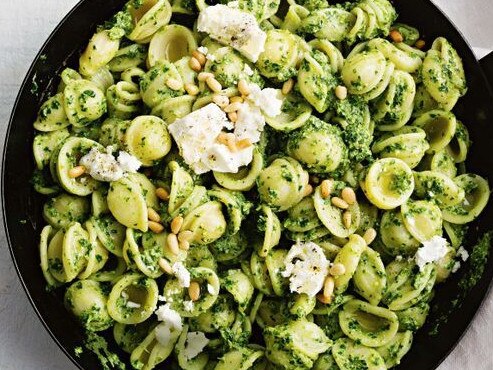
[208, 186, 252, 236]
[363, 158, 415, 210]
[353, 247, 387, 305]
[46, 228, 69, 283]
[182, 201, 227, 245]
[62, 222, 91, 282]
[63, 79, 107, 127]
[127, 0, 173, 43]
[64, 280, 114, 331]
[109, 44, 148, 72]
[372, 126, 429, 169]
[108, 176, 149, 232]
[167, 161, 194, 214]
[107, 81, 142, 119]
[247, 252, 274, 295]
[43, 193, 90, 229]
[313, 186, 361, 238]
[442, 174, 490, 224]
[443, 221, 468, 249]
[413, 110, 457, 154]
[186, 244, 217, 271]
[107, 272, 159, 324]
[368, 38, 423, 73]
[174, 325, 209, 369]
[130, 322, 179, 368]
[189, 294, 236, 333]
[57, 68, 83, 92]
[124, 115, 172, 166]
[256, 29, 302, 82]
[265, 249, 289, 296]
[395, 301, 430, 332]
[113, 321, 152, 354]
[152, 95, 196, 123]
[93, 214, 127, 255]
[215, 347, 265, 370]
[383, 259, 436, 310]
[209, 231, 249, 264]
[372, 70, 416, 131]
[254, 205, 281, 257]
[284, 197, 321, 233]
[401, 200, 442, 242]
[288, 293, 317, 318]
[79, 30, 120, 77]
[221, 269, 255, 312]
[332, 338, 386, 370]
[163, 267, 220, 317]
[78, 220, 109, 279]
[148, 25, 198, 67]
[297, 50, 338, 113]
[300, 7, 354, 42]
[446, 120, 471, 163]
[287, 117, 347, 173]
[380, 209, 420, 257]
[264, 319, 331, 369]
[174, 56, 198, 86]
[413, 171, 465, 207]
[257, 157, 309, 211]
[34, 129, 71, 171]
[412, 84, 442, 117]
[127, 173, 159, 209]
[90, 255, 128, 283]
[281, 4, 310, 33]
[33, 93, 70, 132]
[339, 299, 399, 347]
[309, 39, 344, 72]
[140, 61, 185, 108]
[213, 148, 264, 191]
[39, 226, 63, 287]
[376, 331, 413, 368]
[332, 235, 367, 294]
[88, 66, 115, 93]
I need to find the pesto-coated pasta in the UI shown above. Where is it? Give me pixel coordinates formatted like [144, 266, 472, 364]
[31, 1, 489, 369]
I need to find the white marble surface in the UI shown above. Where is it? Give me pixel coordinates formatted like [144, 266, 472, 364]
[0, 0, 492, 369]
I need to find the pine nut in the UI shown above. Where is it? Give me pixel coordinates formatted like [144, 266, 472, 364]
[237, 79, 250, 96]
[166, 233, 180, 255]
[185, 83, 199, 96]
[304, 184, 313, 197]
[320, 179, 334, 199]
[236, 138, 252, 150]
[147, 207, 161, 222]
[317, 293, 332, 304]
[158, 258, 172, 274]
[171, 215, 184, 234]
[323, 276, 335, 300]
[166, 78, 182, 91]
[341, 187, 356, 205]
[198, 72, 214, 82]
[179, 240, 190, 251]
[282, 79, 294, 95]
[330, 263, 346, 276]
[389, 29, 404, 43]
[156, 187, 170, 201]
[224, 102, 242, 113]
[217, 132, 229, 146]
[189, 57, 202, 72]
[178, 230, 193, 242]
[363, 227, 377, 245]
[415, 39, 426, 49]
[192, 50, 206, 66]
[230, 96, 244, 104]
[343, 211, 352, 229]
[206, 76, 222, 93]
[332, 197, 349, 209]
[228, 111, 238, 123]
[188, 281, 200, 301]
[148, 221, 164, 234]
[213, 94, 229, 108]
[68, 165, 86, 178]
[218, 133, 237, 152]
[335, 85, 348, 100]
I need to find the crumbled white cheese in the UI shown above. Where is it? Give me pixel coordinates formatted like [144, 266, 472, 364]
[158, 295, 166, 302]
[243, 64, 254, 76]
[207, 284, 216, 295]
[396, 255, 403, 261]
[197, 46, 208, 55]
[155, 303, 182, 330]
[80, 146, 123, 182]
[117, 151, 141, 173]
[197, 5, 267, 62]
[457, 246, 469, 262]
[183, 300, 194, 312]
[126, 301, 141, 309]
[281, 241, 330, 297]
[172, 262, 191, 288]
[235, 103, 265, 143]
[183, 332, 209, 361]
[247, 84, 283, 117]
[452, 261, 461, 273]
[168, 103, 255, 174]
[227, 1, 239, 8]
[415, 236, 449, 271]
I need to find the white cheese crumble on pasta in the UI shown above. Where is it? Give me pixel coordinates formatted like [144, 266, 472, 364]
[415, 236, 449, 271]
[79, 146, 141, 182]
[172, 262, 191, 288]
[457, 246, 469, 262]
[183, 332, 209, 360]
[197, 4, 267, 62]
[154, 303, 183, 345]
[282, 241, 330, 297]
[183, 300, 194, 312]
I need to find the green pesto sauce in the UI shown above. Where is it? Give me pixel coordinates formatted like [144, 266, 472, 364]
[84, 331, 126, 370]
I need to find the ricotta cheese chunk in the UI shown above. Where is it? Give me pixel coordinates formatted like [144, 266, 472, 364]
[117, 151, 142, 173]
[415, 236, 449, 271]
[197, 4, 267, 62]
[282, 241, 330, 297]
[183, 332, 209, 360]
[79, 146, 141, 182]
[154, 303, 183, 345]
[172, 262, 191, 288]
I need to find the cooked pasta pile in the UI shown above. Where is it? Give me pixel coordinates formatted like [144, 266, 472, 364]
[32, 0, 490, 368]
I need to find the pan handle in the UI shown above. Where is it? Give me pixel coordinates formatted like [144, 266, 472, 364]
[479, 52, 493, 88]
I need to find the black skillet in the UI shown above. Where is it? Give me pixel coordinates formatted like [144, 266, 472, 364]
[3, 0, 493, 368]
